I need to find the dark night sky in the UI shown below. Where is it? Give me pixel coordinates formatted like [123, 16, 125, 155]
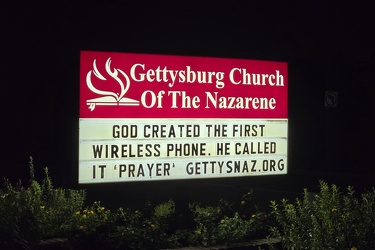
[1, 1, 375, 191]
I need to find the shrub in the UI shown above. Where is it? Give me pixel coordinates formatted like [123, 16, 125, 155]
[105, 200, 183, 249]
[270, 181, 375, 250]
[0, 157, 86, 249]
[4, 160, 375, 250]
[187, 192, 270, 247]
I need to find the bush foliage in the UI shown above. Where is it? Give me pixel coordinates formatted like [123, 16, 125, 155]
[270, 181, 375, 250]
[1, 159, 375, 249]
[0, 158, 269, 249]
[0, 157, 86, 249]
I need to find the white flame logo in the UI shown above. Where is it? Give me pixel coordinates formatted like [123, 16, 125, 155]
[86, 58, 139, 111]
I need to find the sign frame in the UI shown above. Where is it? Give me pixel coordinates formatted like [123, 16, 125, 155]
[79, 51, 288, 183]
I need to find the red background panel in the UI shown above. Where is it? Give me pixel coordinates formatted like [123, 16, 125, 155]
[80, 51, 288, 118]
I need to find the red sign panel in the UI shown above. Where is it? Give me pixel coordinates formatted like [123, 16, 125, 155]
[80, 51, 288, 119]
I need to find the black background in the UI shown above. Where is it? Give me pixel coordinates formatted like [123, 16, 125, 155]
[1, 1, 374, 207]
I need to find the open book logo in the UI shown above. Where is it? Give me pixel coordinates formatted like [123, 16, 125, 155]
[86, 58, 139, 111]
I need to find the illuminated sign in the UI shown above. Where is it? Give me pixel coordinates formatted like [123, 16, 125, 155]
[79, 51, 288, 183]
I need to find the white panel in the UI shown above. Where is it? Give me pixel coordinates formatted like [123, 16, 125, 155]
[79, 118, 288, 183]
